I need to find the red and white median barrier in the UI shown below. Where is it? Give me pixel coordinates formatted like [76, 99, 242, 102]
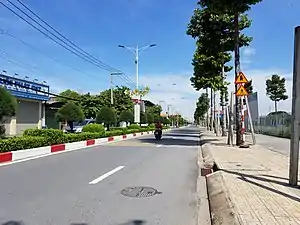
[0, 130, 167, 164]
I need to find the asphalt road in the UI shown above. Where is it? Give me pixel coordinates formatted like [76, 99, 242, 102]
[246, 133, 292, 155]
[0, 126, 200, 225]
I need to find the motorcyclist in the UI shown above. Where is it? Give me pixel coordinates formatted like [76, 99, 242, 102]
[155, 121, 162, 130]
[155, 121, 162, 137]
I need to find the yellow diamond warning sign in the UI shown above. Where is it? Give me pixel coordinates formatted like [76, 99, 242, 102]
[235, 85, 249, 96]
[234, 72, 248, 84]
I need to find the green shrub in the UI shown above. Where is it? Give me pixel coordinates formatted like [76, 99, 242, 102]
[23, 128, 65, 145]
[128, 124, 140, 129]
[64, 132, 105, 142]
[82, 124, 105, 135]
[0, 136, 48, 152]
[148, 124, 155, 128]
[105, 130, 124, 137]
[0, 126, 165, 153]
[127, 128, 142, 133]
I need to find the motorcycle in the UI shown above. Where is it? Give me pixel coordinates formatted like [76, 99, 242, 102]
[154, 128, 162, 140]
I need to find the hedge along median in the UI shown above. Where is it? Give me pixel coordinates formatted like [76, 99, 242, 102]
[0, 124, 168, 153]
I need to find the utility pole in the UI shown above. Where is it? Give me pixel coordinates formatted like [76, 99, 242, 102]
[289, 26, 300, 186]
[110, 72, 123, 105]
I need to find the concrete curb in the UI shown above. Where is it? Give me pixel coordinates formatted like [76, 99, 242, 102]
[0, 129, 171, 164]
[199, 133, 241, 225]
[196, 146, 212, 225]
[206, 171, 240, 225]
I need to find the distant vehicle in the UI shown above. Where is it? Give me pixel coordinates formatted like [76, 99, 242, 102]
[64, 119, 96, 133]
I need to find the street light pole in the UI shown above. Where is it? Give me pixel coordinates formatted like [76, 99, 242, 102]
[118, 44, 156, 124]
[118, 44, 156, 90]
[135, 46, 139, 90]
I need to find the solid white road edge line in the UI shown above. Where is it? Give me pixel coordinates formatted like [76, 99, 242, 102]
[156, 144, 162, 148]
[89, 166, 125, 185]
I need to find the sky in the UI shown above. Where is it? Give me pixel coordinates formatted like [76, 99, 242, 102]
[0, 0, 299, 120]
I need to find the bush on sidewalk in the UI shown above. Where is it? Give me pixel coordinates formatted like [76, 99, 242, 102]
[82, 124, 105, 135]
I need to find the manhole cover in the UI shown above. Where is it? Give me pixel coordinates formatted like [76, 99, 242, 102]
[121, 186, 160, 198]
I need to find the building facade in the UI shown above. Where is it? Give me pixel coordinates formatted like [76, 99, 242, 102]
[0, 73, 50, 136]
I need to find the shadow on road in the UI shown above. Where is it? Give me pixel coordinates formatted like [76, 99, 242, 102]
[1, 221, 146, 225]
[171, 128, 200, 135]
[2, 222, 25, 225]
[164, 133, 199, 138]
[118, 220, 146, 225]
[138, 135, 200, 146]
[1, 222, 89, 225]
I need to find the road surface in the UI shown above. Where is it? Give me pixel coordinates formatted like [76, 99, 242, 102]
[0, 126, 200, 225]
[246, 133, 292, 155]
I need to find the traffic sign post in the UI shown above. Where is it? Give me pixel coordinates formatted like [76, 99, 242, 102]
[235, 72, 248, 85]
[235, 85, 249, 96]
[234, 71, 249, 145]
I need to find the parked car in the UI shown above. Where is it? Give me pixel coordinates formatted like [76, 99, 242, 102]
[64, 119, 96, 133]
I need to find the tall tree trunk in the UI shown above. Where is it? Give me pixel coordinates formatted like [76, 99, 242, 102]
[213, 91, 217, 134]
[206, 88, 209, 130]
[275, 101, 278, 112]
[221, 63, 226, 136]
[234, 12, 243, 146]
[210, 88, 214, 131]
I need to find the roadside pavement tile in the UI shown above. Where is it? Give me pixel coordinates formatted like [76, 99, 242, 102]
[201, 131, 300, 225]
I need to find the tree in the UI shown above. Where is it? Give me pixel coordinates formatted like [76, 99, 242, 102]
[187, 6, 252, 133]
[244, 80, 253, 94]
[187, 1, 259, 144]
[80, 93, 101, 119]
[146, 104, 162, 116]
[57, 89, 81, 103]
[119, 110, 133, 123]
[140, 112, 147, 124]
[266, 74, 288, 112]
[99, 86, 133, 116]
[162, 116, 171, 125]
[96, 107, 116, 130]
[195, 93, 210, 122]
[198, 0, 262, 145]
[0, 87, 17, 136]
[55, 102, 84, 131]
[146, 112, 154, 124]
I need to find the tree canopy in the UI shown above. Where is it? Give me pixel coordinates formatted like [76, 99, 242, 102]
[119, 110, 133, 123]
[0, 87, 17, 136]
[194, 93, 210, 122]
[266, 74, 288, 112]
[244, 80, 253, 94]
[96, 107, 116, 129]
[55, 102, 84, 123]
[54, 87, 184, 127]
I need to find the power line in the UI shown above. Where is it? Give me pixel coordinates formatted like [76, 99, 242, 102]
[2, 0, 136, 88]
[15, 0, 122, 73]
[0, 29, 101, 80]
[0, 49, 70, 88]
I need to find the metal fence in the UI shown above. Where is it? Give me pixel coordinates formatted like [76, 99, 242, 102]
[250, 112, 291, 138]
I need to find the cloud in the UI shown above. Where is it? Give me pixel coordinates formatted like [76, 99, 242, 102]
[227, 69, 292, 116]
[140, 73, 200, 120]
[240, 47, 256, 66]
[139, 68, 293, 120]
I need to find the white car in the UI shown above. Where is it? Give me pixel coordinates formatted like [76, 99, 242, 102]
[65, 119, 96, 133]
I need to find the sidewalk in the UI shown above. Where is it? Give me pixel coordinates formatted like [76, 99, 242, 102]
[201, 130, 300, 225]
